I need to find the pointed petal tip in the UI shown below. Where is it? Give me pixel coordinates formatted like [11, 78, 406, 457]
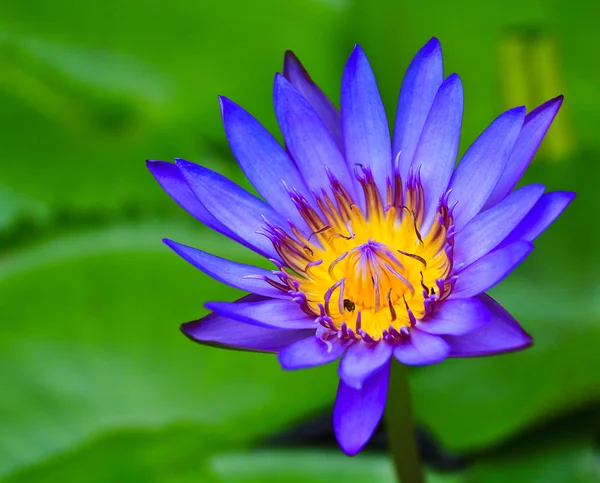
[146, 159, 168, 172]
[349, 43, 367, 60]
[283, 51, 313, 84]
[162, 237, 191, 255]
[283, 49, 300, 65]
[179, 313, 314, 354]
[334, 417, 365, 456]
[273, 72, 293, 98]
[438, 73, 464, 104]
[283, 51, 297, 78]
[335, 423, 370, 457]
[218, 95, 231, 112]
[339, 442, 362, 457]
[180, 319, 198, 339]
[273, 71, 286, 86]
[529, 182, 547, 193]
[445, 72, 462, 87]
[492, 330, 534, 355]
[422, 37, 442, 55]
[459, 330, 535, 356]
[544, 94, 564, 109]
[547, 191, 576, 217]
[529, 94, 564, 118]
[510, 105, 527, 116]
[272, 73, 294, 105]
[219, 96, 247, 123]
[495, 105, 527, 131]
[445, 294, 535, 357]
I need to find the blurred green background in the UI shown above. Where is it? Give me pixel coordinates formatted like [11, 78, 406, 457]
[1, 0, 598, 481]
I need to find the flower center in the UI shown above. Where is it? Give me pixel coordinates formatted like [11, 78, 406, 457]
[264, 167, 455, 340]
[343, 239, 406, 310]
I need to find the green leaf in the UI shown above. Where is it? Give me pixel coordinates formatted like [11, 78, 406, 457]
[0, 0, 346, 213]
[209, 451, 399, 483]
[0, 184, 48, 232]
[5, 428, 597, 482]
[1, 425, 225, 483]
[468, 429, 599, 483]
[0, 223, 338, 478]
[208, 434, 599, 483]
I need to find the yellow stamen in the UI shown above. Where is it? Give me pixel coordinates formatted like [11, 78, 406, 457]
[276, 171, 454, 341]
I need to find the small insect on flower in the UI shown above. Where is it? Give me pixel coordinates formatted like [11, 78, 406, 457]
[148, 38, 574, 456]
[343, 299, 356, 313]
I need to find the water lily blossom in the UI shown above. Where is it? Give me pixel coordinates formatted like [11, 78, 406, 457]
[148, 38, 574, 456]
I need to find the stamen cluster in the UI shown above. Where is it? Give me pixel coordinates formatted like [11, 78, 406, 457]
[260, 167, 456, 341]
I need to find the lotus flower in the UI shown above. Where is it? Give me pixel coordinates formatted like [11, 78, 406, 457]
[148, 38, 574, 455]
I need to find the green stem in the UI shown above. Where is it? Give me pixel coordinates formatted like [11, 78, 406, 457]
[386, 358, 424, 483]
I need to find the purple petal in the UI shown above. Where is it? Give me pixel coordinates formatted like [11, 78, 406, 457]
[393, 37, 444, 182]
[444, 294, 532, 357]
[205, 298, 315, 330]
[278, 335, 350, 370]
[274, 74, 356, 198]
[454, 184, 545, 268]
[163, 239, 287, 299]
[485, 96, 563, 209]
[411, 74, 464, 232]
[341, 45, 392, 199]
[220, 96, 311, 230]
[448, 106, 526, 231]
[147, 160, 236, 239]
[503, 191, 576, 245]
[176, 160, 285, 260]
[393, 328, 450, 366]
[334, 363, 390, 456]
[338, 340, 393, 390]
[450, 242, 533, 299]
[182, 312, 312, 353]
[283, 51, 343, 152]
[416, 298, 491, 336]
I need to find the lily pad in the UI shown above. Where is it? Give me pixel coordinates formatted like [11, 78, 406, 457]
[0, 0, 344, 213]
[0, 223, 338, 477]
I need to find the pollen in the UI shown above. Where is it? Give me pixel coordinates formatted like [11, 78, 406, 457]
[265, 166, 456, 341]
